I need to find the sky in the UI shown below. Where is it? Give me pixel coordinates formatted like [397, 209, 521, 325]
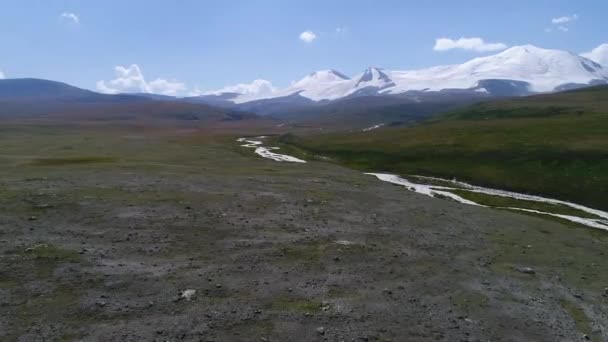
[1, 0, 607, 96]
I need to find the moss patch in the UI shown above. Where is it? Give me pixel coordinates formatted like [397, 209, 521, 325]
[560, 299, 599, 342]
[266, 295, 321, 313]
[29, 156, 116, 166]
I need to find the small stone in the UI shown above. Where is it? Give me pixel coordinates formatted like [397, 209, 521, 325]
[181, 289, 196, 301]
[516, 267, 535, 274]
[28, 216, 38, 221]
[315, 327, 325, 335]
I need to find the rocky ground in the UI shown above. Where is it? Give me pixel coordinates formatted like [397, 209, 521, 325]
[0, 124, 606, 341]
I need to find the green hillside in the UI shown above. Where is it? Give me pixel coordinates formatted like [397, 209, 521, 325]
[280, 86, 608, 210]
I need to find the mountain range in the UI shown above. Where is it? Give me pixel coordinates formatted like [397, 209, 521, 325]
[0, 44, 606, 128]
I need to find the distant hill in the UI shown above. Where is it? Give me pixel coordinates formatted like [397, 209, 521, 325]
[0, 78, 267, 127]
[0, 78, 97, 99]
[279, 92, 492, 130]
[0, 78, 152, 104]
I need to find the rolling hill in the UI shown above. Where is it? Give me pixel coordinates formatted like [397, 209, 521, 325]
[279, 86, 608, 210]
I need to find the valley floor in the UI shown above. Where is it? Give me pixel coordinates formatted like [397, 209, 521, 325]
[0, 124, 607, 341]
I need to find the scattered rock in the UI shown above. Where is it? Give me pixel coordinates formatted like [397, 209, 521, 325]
[315, 327, 325, 335]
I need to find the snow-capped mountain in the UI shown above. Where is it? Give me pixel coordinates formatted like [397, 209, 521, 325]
[385, 45, 608, 94]
[268, 70, 352, 102]
[193, 45, 608, 105]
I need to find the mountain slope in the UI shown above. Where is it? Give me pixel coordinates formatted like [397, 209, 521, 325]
[0, 78, 153, 103]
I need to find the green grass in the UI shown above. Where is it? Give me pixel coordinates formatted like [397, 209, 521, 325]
[447, 189, 602, 219]
[266, 296, 321, 313]
[279, 86, 608, 211]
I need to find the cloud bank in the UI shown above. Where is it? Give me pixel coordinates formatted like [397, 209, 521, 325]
[202, 79, 276, 97]
[581, 43, 608, 66]
[433, 37, 508, 52]
[96, 64, 186, 96]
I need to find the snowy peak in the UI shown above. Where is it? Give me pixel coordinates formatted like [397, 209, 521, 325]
[356, 67, 393, 86]
[348, 67, 395, 96]
[293, 70, 350, 88]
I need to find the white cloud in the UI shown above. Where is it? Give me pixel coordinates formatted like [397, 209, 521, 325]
[96, 64, 186, 96]
[433, 37, 508, 52]
[61, 12, 80, 24]
[0, 70, 4, 79]
[552, 14, 578, 24]
[299, 31, 317, 43]
[202, 79, 276, 97]
[549, 14, 577, 33]
[581, 43, 608, 66]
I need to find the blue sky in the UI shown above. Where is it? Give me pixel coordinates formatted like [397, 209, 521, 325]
[1, 0, 607, 95]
